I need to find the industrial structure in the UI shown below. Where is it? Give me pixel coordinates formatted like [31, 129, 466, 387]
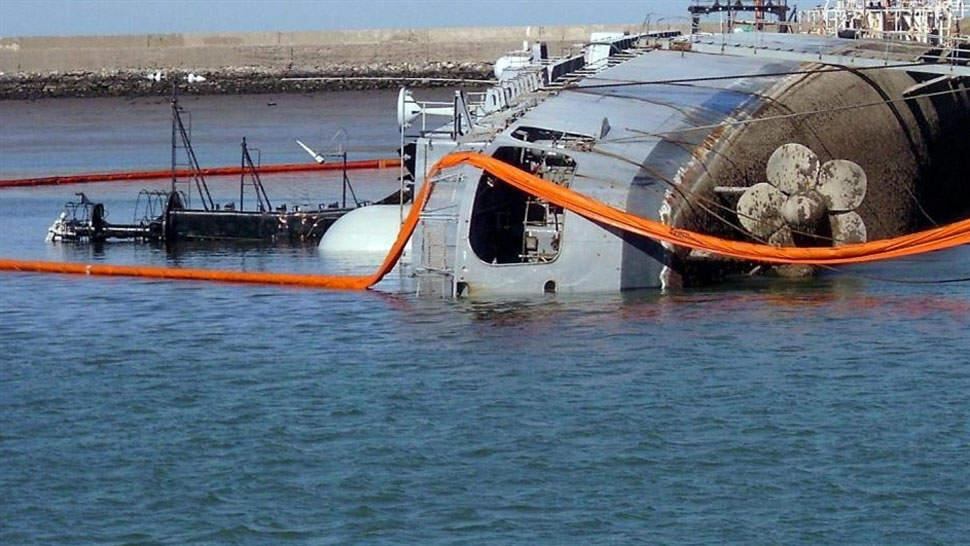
[689, 0, 796, 33]
[801, 1, 968, 46]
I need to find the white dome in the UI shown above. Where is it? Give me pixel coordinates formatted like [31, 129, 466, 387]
[318, 205, 412, 255]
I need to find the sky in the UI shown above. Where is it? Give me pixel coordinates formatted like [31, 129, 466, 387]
[0, 0, 695, 37]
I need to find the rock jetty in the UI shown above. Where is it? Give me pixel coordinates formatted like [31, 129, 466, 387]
[0, 24, 650, 100]
[0, 61, 494, 100]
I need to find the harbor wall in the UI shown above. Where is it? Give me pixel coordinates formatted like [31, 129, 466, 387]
[0, 24, 648, 99]
[0, 25, 643, 72]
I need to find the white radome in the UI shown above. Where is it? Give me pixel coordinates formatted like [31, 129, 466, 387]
[318, 205, 412, 255]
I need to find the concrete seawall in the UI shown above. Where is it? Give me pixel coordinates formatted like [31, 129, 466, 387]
[0, 25, 641, 72]
[0, 24, 640, 99]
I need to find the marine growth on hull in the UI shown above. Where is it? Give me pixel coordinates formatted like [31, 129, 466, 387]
[668, 68, 970, 283]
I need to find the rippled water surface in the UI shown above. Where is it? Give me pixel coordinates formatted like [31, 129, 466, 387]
[1, 93, 969, 544]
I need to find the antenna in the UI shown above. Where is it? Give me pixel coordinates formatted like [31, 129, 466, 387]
[294, 130, 358, 209]
[168, 75, 215, 211]
[296, 140, 326, 164]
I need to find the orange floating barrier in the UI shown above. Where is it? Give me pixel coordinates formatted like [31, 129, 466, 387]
[2, 151, 969, 290]
[435, 152, 970, 266]
[0, 177, 430, 290]
[0, 158, 401, 189]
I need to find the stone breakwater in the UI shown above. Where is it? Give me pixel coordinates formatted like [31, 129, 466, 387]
[0, 62, 493, 100]
[0, 24, 647, 100]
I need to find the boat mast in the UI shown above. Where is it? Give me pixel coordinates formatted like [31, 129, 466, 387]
[170, 82, 177, 195]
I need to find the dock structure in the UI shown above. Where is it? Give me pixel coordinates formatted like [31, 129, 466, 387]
[688, 1, 794, 33]
[800, 0, 968, 46]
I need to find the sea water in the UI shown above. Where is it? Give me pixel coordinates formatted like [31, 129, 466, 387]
[1, 92, 968, 544]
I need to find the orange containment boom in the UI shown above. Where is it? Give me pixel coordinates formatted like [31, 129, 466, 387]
[0, 177, 431, 291]
[2, 151, 970, 290]
[435, 153, 970, 266]
[0, 158, 401, 189]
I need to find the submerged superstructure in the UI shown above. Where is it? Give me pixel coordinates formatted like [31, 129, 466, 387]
[342, 2, 970, 296]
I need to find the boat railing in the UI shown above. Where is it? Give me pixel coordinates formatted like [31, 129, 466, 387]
[408, 30, 671, 144]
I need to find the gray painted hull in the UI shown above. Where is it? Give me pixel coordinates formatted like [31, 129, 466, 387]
[408, 33, 970, 297]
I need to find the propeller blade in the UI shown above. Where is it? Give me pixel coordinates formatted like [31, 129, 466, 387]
[781, 193, 826, 227]
[818, 159, 867, 212]
[737, 182, 787, 239]
[768, 226, 794, 247]
[766, 143, 820, 195]
[769, 227, 817, 277]
[829, 211, 867, 246]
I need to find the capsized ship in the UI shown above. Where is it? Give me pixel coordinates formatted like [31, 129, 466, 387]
[322, 1, 970, 297]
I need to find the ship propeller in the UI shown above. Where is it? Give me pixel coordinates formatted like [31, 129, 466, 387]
[736, 143, 867, 247]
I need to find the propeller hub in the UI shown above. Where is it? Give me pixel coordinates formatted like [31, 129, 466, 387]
[738, 143, 870, 249]
[781, 192, 826, 227]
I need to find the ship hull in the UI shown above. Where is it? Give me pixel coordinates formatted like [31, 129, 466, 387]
[406, 33, 970, 296]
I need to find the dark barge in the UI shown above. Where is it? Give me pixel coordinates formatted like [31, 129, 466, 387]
[46, 86, 401, 245]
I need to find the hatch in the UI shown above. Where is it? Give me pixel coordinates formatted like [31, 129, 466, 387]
[469, 146, 577, 265]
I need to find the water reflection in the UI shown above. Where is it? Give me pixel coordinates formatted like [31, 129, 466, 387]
[430, 270, 970, 329]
